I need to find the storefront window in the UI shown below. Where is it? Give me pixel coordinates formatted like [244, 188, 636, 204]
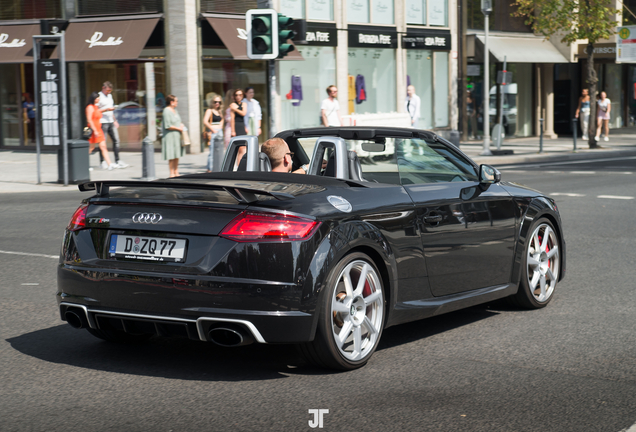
[0, 63, 36, 148]
[605, 63, 623, 129]
[348, 48, 397, 114]
[0, 0, 62, 20]
[429, 0, 447, 26]
[84, 61, 166, 150]
[280, 0, 305, 19]
[280, 47, 336, 130]
[372, 0, 394, 24]
[308, 0, 334, 20]
[348, 0, 370, 23]
[407, 50, 449, 129]
[406, 0, 426, 25]
[407, 51, 433, 129]
[201, 60, 269, 141]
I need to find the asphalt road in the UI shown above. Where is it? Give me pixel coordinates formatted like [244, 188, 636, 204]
[1, 157, 635, 432]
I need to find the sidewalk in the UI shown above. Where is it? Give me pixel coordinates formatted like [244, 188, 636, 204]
[2, 131, 636, 193]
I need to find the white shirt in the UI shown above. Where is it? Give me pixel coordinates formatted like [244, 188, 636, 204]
[406, 94, 421, 126]
[321, 98, 341, 126]
[97, 91, 115, 124]
[243, 98, 262, 121]
[597, 98, 611, 112]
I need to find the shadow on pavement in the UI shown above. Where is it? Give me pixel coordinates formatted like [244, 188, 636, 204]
[7, 303, 503, 380]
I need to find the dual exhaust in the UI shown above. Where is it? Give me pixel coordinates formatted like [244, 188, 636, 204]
[64, 307, 254, 347]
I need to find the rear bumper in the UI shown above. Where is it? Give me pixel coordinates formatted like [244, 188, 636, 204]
[57, 265, 316, 343]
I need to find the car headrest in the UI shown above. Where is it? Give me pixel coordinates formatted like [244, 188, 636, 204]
[259, 152, 272, 172]
[348, 151, 364, 181]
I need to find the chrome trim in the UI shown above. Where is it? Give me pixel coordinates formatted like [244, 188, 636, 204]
[197, 317, 266, 344]
[59, 302, 266, 343]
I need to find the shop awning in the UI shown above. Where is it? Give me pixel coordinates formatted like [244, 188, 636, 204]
[204, 17, 303, 60]
[62, 18, 160, 62]
[0, 24, 39, 63]
[475, 34, 568, 63]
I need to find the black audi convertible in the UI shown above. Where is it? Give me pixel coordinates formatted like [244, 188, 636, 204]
[57, 127, 565, 370]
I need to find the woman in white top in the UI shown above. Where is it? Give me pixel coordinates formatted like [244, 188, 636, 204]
[594, 91, 611, 142]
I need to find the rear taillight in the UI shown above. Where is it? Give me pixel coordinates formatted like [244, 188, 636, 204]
[67, 204, 88, 231]
[220, 211, 321, 242]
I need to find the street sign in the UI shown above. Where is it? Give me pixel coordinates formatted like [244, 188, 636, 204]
[617, 26, 636, 62]
[496, 71, 513, 85]
[37, 59, 62, 146]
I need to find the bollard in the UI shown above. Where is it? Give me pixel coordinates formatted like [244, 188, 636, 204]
[141, 136, 156, 181]
[539, 118, 544, 153]
[572, 118, 578, 151]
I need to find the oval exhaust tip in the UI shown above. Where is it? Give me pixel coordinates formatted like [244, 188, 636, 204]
[208, 327, 244, 347]
[65, 310, 86, 329]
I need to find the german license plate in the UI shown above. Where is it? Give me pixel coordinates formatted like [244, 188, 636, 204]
[109, 234, 186, 262]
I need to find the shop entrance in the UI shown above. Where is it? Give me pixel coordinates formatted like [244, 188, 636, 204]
[0, 63, 36, 148]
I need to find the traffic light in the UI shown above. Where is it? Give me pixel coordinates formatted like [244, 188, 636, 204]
[246, 9, 278, 60]
[277, 13, 295, 58]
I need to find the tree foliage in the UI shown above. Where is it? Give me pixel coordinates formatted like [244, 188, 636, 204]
[513, 0, 619, 45]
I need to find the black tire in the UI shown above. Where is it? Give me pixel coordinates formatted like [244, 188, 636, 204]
[87, 327, 153, 344]
[509, 217, 561, 309]
[299, 252, 385, 370]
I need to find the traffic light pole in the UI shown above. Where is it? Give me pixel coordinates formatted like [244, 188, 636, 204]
[268, 59, 277, 138]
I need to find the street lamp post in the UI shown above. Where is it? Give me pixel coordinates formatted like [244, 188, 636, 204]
[481, 0, 492, 156]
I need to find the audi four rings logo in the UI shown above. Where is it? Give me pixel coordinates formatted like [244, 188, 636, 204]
[132, 212, 163, 224]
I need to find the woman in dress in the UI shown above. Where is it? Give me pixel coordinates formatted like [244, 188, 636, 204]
[594, 91, 611, 142]
[230, 89, 248, 168]
[85, 91, 114, 170]
[575, 88, 591, 140]
[162, 94, 185, 178]
[223, 89, 234, 148]
[203, 94, 224, 172]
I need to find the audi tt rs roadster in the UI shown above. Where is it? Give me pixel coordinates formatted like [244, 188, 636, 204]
[57, 127, 566, 370]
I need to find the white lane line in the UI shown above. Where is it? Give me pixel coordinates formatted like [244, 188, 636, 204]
[0, 250, 58, 259]
[570, 171, 596, 174]
[620, 421, 636, 432]
[551, 193, 586, 197]
[21, 283, 40, 286]
[597, 195, 634, 200]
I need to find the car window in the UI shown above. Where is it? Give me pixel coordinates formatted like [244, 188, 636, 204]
[395, 138, 478, 185]
[289, 135, 476, 186]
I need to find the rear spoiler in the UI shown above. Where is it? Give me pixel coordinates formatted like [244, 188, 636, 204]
[78, 180, 295, 204]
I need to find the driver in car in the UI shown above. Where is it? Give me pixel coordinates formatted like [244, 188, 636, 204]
[261, 138, 310, 174]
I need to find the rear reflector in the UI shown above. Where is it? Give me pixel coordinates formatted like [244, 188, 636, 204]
[67, 204, 88, 231]
[220, 211, 321, 242]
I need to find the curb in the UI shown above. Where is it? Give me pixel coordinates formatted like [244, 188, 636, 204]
[471, 147, 636, 167]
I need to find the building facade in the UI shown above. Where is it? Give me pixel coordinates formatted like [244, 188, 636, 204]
[0, 0, 459, 152]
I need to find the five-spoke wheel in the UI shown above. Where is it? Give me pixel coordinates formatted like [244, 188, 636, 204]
[298, 252, 385, 370]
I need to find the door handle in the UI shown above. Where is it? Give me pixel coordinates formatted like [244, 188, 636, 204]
[424, 215, 443, 223]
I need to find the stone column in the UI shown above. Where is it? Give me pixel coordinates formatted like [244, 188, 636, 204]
[396, 0, 406, 114]
[164, 0, 201, 153]
[335, 0, 349, 116]
[449, 0, 459, 131]
[543, 64, 557, 138]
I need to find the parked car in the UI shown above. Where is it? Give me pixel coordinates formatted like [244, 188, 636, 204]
[57, 127, 566, 370]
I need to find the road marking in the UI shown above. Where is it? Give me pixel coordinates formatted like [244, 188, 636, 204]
[620, 421, 636, 432]
[597, 195, 634, 200]
[551, 193, 586, 197]
[570, 171, 596, 174]
[21, 283, 40, 286]
[0, 250, 58, 259]
[497, 155, 636, 169]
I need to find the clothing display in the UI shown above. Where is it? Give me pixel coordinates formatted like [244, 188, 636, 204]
[355, 74, 366, 104]
[348, 75, 356, 113]
[291, 76, 303, 106]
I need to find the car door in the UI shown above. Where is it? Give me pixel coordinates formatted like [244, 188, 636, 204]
[396, 137, 517, 297]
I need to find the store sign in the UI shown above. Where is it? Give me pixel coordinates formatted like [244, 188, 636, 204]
[348, 26, 397, 49]
[577, 42, 617, 59]
[37, 60, 62, 146]
[402, 30, 451, 50]
[85, 31, 124, 48]
[0, 33, 26, 48]
[617, 26, 636, 62]
[294, 22, 337, 46]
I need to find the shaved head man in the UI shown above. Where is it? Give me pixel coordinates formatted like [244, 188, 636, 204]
[261, 138, 308, 174]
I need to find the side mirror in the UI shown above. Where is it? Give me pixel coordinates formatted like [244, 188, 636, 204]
[479, 164, 501, 184]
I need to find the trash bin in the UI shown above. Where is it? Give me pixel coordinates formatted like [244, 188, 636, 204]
[58, 139, 90, 184]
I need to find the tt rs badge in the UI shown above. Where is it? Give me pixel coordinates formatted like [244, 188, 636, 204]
[327, 196, 352, 213]
[132, 212, 163, 224]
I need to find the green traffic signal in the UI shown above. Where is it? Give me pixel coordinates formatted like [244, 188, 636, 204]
[277, 13, 295, 58]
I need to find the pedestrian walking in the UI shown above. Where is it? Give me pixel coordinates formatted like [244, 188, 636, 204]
[243, 87, 262, 137]
[22, 93, 35, 143]
[406, 85, 421, 127]
[467, 91, 478, 139]
[85, 92, 114, 170]
[162, 94, 185, 178]
[230, 89, 248, 168]
[594, 91, 611, 142]
[97, 81, 128, 168]
[203, 94, 224, 172]
[321, 85, 342, 127]
[223, 89, 234, 148]
[575, 88, 591, 140]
